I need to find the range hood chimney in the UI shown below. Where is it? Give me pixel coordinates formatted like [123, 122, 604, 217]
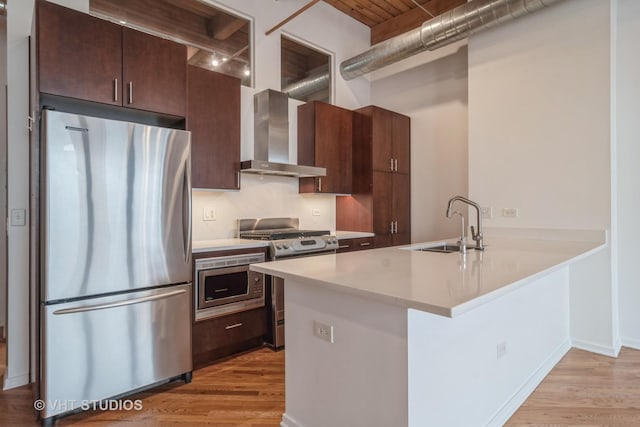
[240, 89, 326, 178]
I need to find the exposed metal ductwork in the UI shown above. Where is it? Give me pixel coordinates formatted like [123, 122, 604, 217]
[282, 71, 331, 100]
[340, 0, 564, 80]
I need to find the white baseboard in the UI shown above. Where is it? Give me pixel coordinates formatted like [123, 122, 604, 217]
[572, 338, 621, 357]
[485, 339, 571, 427]
[3, 373, 30, 390]
[621, 337, 640, 350]
[281, 413, 302, 427]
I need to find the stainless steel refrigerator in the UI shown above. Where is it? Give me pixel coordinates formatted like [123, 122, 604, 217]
[39, 110, 193, 423]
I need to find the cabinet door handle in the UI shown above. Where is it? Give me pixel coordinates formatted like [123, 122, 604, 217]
[114, 78, 118, 102]
[128, 82, 133, 104]
[389, 222, 394, 234]
[359, 242, 371, 247]
[394, 158, 398, 172]
[236, 171, 240, 189]
[394, 221, 398, 234]
[390, 158, 394, 171]
[225, 322, 243, 330]
[318, 177, 322, 192]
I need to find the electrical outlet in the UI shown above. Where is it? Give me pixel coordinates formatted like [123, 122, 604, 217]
[497, 341, 508, 359]
[313, 320, 334, 343]
[502, 208, 519, 218]
[312, 209, 321, 216]
[10, 209, 26, 227]
[481, 206, 493, 219]
[203, 207, 216, 221]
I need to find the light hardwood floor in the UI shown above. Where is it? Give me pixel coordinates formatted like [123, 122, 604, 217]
[506, 346, 640, 426]
[0, 346, 639, 426]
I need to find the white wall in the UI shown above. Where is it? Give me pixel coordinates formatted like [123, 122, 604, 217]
[283, 278, 408, 427]
[0, 17, 7, 339]
[4, 0, 35, 389]
[192, 0, 370, 240]
[409, 268, 570, 426]
[616, 0, 640, 349]
[467, 0, 618, 355]
[370, 41, 469, 243]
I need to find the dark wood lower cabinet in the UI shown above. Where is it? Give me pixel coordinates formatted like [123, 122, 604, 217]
[337, 237, 374, 253]
[192, 307, 267, 369]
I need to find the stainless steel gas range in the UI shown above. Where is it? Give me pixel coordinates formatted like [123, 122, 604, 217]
[238, 218, 338, 349]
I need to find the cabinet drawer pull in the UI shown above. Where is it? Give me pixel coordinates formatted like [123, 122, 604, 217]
[128, 82, 133, 104]
[359, 242, 371, 247]
[225, 322, 243, 330]
[338, 244, 350, 249]
[114, 78, 118, 102]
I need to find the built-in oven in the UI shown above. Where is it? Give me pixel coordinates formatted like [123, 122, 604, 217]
[194, 252, 265, 321]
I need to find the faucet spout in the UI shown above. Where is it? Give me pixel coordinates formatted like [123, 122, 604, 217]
[445, 196, 484, 251]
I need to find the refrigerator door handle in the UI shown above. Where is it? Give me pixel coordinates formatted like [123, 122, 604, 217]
[182, 160, 192, 264]
[52, 289, 188, 315]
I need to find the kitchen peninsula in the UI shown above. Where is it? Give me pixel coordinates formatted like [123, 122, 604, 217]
[251, 231, 606, 427]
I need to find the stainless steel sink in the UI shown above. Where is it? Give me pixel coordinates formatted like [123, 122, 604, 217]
[415, 244, 479, 253]
[417, 244, 462, 253]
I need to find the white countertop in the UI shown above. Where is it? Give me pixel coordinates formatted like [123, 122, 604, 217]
[250, 235, 606, 317]
[192, 238, 269, 253]
[335, 230, 375, 240]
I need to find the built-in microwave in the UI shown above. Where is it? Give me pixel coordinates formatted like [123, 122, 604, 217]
[194, 252, 265, 321]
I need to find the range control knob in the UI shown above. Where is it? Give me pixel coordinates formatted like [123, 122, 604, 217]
[283, 243, 290, 249]
[275, 243, 283, 250]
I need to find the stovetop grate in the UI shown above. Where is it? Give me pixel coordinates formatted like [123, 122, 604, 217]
[240, 229, 330, 241]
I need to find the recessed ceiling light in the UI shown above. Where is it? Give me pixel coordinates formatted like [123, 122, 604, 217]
[244, 68, 251, 76]
[222, 57, 229, 62]
[211, 58, 220, 67]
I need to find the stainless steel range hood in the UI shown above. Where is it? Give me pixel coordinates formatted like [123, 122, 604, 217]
[240, 89, 326, 178]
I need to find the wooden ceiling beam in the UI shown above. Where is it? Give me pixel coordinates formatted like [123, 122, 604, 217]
[370, 0, 465, 44]
[208, 15, 246, 41]
[266, 0, 322, 36]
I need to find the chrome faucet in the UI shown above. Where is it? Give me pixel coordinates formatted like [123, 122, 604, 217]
[451, 211, 467, 253]
[446, 196, 484, 251]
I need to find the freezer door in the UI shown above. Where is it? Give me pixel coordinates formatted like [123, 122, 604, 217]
[40, 284, 192, 419]
[43, 110, 191, 301]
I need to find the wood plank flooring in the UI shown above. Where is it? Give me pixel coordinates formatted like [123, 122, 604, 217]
[506, 346, 640, 426]
[1, 346, 639, 426]
[0, 347, 284, 426]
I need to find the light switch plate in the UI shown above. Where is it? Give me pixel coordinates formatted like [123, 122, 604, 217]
[312, 209, 321, 216]
[502, 208, 519, 218]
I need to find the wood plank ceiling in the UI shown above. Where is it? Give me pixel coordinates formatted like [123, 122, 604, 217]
[323, 0, 466, 44]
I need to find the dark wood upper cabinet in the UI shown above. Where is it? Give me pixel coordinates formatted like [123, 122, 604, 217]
[392, 113, 411, 175]
[336, 105, 411, 249]
[37, 0, 122, 106]
[187, 66, 240, 190]
[122, 28, 186, 117]
[298, 101, 353, 195]
[36, 0, 186, 118]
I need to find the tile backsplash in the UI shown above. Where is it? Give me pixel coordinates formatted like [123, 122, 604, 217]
[192, 173, 336, 240]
